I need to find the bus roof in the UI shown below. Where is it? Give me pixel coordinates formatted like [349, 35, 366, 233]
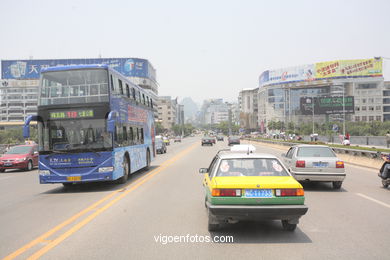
[41, 64, 109, 73]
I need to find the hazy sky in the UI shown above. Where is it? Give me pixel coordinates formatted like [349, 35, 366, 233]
[1, 0, 390, 103]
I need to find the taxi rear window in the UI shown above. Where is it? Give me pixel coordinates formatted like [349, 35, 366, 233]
[216, 158, 289, 177]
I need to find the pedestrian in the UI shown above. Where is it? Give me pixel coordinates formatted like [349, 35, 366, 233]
[346, 132, 350, 140]
[379, 154, 390, 179]
[386, 131, 390, 148]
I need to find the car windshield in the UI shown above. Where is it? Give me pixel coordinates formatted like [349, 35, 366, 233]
[216, 158, 289, 177]
[6, 146, 32, 154]
[297, 147, 336, 157]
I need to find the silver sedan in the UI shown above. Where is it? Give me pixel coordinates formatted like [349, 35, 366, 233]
[281, 144, 346, 189]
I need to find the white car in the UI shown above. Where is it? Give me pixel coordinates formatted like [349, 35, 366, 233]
[281, 145, 346, 189]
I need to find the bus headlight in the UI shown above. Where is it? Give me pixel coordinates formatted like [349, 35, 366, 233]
[39, 170, 50, 176]
[98, 167, 114, 173]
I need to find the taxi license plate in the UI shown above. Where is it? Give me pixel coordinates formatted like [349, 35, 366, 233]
[313, 162, 328, 167]
[245, 189, 273, 198]
[67, 176, 81, 181]
[4, 163, 12, 166]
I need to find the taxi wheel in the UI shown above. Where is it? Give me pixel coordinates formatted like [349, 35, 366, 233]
[282, 220, 297, 231]
[382, 179, 389, 188]
[208, 211, 220, 232]
[332, 181, 342, 189]
[0, 169, 5, 173]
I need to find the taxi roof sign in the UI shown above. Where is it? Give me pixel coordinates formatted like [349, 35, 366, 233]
[230, 144, 256, 153]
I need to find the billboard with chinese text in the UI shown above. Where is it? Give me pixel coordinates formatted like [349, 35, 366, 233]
[300, 96, 354, 115]
[315, 58, 382, 79]
[1, 58, 156, 80]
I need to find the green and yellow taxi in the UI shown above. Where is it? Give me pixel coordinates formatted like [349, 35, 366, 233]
[199, 145, 308, 231]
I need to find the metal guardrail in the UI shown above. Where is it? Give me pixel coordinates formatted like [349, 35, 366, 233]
[244, 138, 389, 161]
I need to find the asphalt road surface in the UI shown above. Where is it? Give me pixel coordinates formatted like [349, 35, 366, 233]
[1, 136, 389, 260]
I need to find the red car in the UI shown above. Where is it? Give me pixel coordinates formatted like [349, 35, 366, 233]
[0, 144, 38, 172]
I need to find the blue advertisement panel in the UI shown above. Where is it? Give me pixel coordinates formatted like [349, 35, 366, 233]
[1, 58, 155, 80]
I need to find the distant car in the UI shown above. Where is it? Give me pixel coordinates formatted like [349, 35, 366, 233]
[155, 138, 167, 154]
[174, 136, 182, 142]
[200, 145, 308, 231]
[216, 135, 224, 141]
[281, 144, 346, 189]
[228, 136, 240, 146]
[163, 137, 170, 146]
[202, 136, 214, 146]
[0, 144, 39, 172]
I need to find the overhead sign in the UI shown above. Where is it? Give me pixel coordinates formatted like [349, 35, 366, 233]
[316, 58, 382, 79]
[260, 64, 315, 86]
[259, 58, 383, 87]
[1, 58, 156, 80]
[300, 96, 354, 115]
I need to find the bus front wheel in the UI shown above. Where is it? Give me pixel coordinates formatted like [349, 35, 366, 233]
[117, 156, 130, 184]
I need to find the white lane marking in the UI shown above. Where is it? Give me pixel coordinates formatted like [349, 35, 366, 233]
[356, 193, 390, 209]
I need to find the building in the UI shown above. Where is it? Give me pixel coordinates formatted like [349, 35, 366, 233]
[251, 57, 390, 133]
[157, 96, 178, 130]
[0, 58, 158, 128]
[199, 99, 229, 125]
[239, 88, 258, 130]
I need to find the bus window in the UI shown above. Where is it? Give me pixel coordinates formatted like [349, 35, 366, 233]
[110, 74, 114, 91]
[140, 128, 144, 144]
[122, 126, 127, 143]
[136, 128, 140, 144]
[142, 94, 146, 105]
[146, 96, 150, 107]
[150, 99, 153, 108]
[138, 91, 142, 104]
[128, 127, 134, 145]
[126, 84, 130, 98]
[118, 79, 124, 95]
[132, 88, 136, 100]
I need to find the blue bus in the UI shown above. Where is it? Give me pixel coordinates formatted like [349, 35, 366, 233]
[24, 64, 156, 186]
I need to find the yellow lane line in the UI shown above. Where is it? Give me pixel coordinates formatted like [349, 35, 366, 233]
[4, 142, 197, 260]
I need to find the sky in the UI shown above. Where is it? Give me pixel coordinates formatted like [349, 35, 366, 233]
[1, 0, 390, 104]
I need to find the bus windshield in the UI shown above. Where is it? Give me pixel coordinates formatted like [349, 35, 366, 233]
[39, 69, 109, 106]
[39, 119, 113, 152]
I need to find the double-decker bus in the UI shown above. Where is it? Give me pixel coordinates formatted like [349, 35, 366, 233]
[23, 64, 155, 186]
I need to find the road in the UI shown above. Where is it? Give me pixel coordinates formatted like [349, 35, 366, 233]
[1, 136, 389, 260]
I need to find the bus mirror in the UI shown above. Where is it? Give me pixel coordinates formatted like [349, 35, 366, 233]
[107, 120, 115, 133]
[23, 115, 38, 138]
[23, 125, 30, 138]
[107, 111, 117, 133]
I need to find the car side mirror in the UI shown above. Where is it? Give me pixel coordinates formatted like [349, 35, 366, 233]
[199, 168, 208, 174]
[34, 151, 38, 155]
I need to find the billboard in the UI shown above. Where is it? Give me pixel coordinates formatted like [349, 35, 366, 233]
[259, 58, 383, 87]
[1, 58, 156, 80]
[315, 58, 382, 79]
[259, 64, 315, 86]
[300, 96, 354, 115]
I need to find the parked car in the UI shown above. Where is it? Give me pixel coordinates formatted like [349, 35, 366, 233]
[201, 136, 214, 146]
[155, 138, 167, 154]
[0, 144, 39, 172]
[281, 144, 346, 189]
[228, 136, 240, 146]
[200, 145, 308, 231]
[174, 136, 182, 142]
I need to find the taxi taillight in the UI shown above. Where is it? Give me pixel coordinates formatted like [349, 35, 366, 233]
[275, 188, 304, 197]
[336, 161, 344, 168]
[211, 189, 242, 197]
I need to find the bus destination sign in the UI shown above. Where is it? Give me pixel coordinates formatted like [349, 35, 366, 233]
[50, 110, 94, 119]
